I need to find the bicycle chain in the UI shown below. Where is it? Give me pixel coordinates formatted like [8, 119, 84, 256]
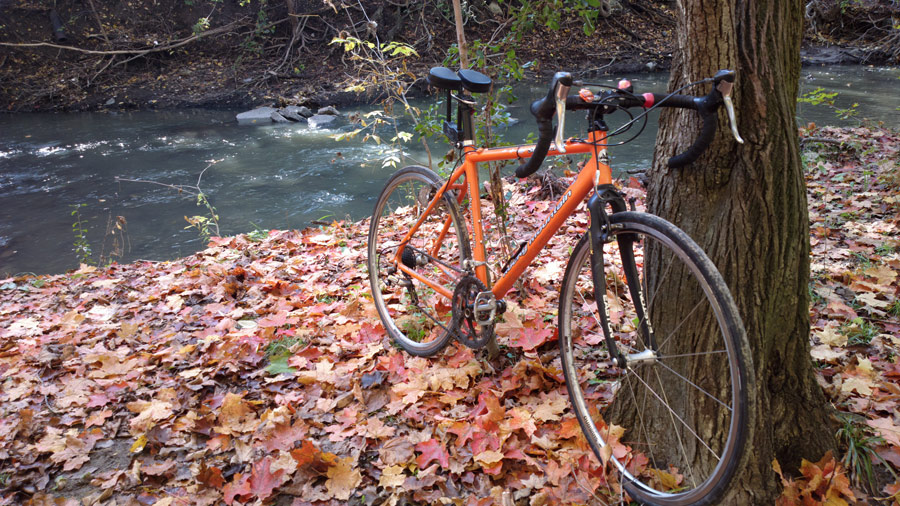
[451, 275, 495, 349]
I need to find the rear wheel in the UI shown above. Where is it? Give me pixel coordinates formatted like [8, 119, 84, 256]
[368, 166, 470, 356]
[558, 212, 751, 506]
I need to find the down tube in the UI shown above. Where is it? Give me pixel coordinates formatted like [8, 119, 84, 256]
[491, 165, 597, 298]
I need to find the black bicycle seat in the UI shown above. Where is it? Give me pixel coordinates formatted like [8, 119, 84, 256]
[428, 67, 461, 91]
[458, 69, 492, 93]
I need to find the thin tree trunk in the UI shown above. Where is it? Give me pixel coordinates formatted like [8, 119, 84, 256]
[647, 0, 835, 501]
[451, 0, 469, 69]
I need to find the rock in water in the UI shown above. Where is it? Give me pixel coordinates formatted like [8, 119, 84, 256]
[307, 114, 337, 128]
[280, 106, 309, 122]
[317, 106, 341, 116]
[270, 111, 291, 123]
[236, 107, 277, 125]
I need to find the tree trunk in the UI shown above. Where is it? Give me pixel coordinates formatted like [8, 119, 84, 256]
[647, 0, 836, 502]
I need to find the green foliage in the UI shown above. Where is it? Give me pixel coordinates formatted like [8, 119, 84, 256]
[329, 35, 421, 168]
[246, 224, 269, 242]
[506, 0, 607, 37]
[889, 299, 900, 318]
[265, 335, 302, 375]
[835, 413, 884, 494]
[184, 192, 220, 242]
[70, 204, 94, 266]
[842, 317, 879, 346]
[192, 16, 210, 35]
[798, 87, 860, 123]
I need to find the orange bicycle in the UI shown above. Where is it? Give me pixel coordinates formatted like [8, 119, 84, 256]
[368, 67, 753, 505]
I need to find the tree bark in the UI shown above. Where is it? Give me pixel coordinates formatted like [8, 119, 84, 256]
[647, 0, 836, 502]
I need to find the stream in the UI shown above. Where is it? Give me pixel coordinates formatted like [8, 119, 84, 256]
[1, 65, 898, 276]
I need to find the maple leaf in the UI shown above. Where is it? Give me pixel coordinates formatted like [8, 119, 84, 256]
[290, 439, 321, 467]
[250, 456, 285, 502]
[473, 449, 504, 467]
[215, 392, 258, 435]
[531, 391, 568, 422]
[378, 465, 406, 488]
[510, 324, 555, 351]
[815, 324, 846, 346]
[325, 456, 362, 500]
[223, 472, 251, 505]
[128, 400, 174, 434]
[415, 438, 450, 469]
[867, 417, 900, 447]
[197, 464, 225, 489]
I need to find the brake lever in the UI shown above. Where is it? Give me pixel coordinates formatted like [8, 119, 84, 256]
[554, 81, 570, 153]
[716, 79, 744, 144]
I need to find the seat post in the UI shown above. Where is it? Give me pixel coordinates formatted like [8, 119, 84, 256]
[458, 98, 475, 144]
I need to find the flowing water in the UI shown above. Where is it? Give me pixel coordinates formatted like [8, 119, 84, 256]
[1, 65, 898, 276]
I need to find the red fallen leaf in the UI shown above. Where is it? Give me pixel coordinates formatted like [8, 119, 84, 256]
[448, 421, 478, 448]
[470, 428, 501, 455]
[263, 421, 307, 452]
[223, 472, 251, 505]
[472, 391, 504, 424]
[824, 299, 858, 319]
[257, 310, 292, 328]
[884, 481, 900, 503]
[250, 456, 284, 502]
[197, 464, 225, 489]
[415, 438, 449, 469]
[290, 440, 321, 467]
[511, 325, 555, 351]
[357, 322, 383, 344]
[559, 416, 582, 439]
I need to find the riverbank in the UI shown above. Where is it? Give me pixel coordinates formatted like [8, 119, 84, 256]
[2, 0, 897, 113]
[1, 126, 898, 504]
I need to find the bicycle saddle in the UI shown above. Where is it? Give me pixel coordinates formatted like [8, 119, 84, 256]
[427, 67, 493, 94]
[427, 67, 461, 91]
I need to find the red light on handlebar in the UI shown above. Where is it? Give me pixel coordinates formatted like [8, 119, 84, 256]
[618, 79, 632, 90]
[578, 88, 594, 102]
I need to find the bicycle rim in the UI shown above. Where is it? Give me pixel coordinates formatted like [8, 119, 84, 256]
[558, 212, 750, 505]
[368, 166, 470, 357]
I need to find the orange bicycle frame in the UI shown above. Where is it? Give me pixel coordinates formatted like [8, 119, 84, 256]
[393, 129, 611, 301]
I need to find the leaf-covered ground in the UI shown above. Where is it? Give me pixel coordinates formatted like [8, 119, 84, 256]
[1, 126, 898, 505]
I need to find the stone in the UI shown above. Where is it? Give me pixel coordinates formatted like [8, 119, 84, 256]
[270, 111, 291, 123]
[317, 106, 340, 116]
[280, 106, 309, 122]
[236, 107, 277, 125]
[307, 114, 337, 128]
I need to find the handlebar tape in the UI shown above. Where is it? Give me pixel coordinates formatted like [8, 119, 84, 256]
[515, 72, 573, 178]
[648, 92, 721, 168]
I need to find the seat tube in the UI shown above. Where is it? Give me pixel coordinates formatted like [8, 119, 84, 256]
[463, 149, 489, 284]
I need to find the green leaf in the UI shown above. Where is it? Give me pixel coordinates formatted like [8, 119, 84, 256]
[266, 355, 297, 375]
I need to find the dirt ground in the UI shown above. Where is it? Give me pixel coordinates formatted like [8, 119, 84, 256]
[1, 0, 895, 114]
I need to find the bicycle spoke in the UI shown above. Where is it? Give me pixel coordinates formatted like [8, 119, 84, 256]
[628, 368, 721, 462]
[656, 359, 732, 410]
[654, 297, 706, 354]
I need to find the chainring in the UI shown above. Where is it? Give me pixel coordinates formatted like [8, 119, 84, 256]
[451, 275, 495, 349]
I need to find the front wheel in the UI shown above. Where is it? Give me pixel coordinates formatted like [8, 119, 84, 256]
[368, 166, 471, 356]
[558, 212, 752, 506]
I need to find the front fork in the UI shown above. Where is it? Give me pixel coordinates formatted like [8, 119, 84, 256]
[587, 185, 657, 369]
